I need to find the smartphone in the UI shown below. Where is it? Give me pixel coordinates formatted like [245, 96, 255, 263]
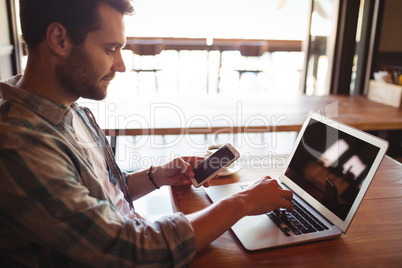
[190, 143, 240, 188]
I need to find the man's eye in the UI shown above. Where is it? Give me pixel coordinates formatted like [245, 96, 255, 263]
[106, 48, 116, 55]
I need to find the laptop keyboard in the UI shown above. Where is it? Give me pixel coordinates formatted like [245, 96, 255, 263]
[267, 199, 329, 237]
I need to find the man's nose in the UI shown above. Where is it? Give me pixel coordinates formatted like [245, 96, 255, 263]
[113, 51, 126, 73]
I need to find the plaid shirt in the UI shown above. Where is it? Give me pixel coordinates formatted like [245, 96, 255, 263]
[0, 76, 195, 267]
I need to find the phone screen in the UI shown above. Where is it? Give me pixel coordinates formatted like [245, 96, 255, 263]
[193, 145, 236, 184]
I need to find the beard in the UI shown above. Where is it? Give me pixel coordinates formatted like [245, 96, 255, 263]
[55, 45, 114, 101]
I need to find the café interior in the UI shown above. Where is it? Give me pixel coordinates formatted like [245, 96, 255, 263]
[1, 0, 402, 265]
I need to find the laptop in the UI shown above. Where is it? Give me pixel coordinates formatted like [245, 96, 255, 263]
[205, 112, 389, 251]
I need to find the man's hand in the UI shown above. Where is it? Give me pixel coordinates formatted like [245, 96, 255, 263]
[187, 176, 293, 252]
[237, 177, 293, 215]
[152, 156, 212, 187]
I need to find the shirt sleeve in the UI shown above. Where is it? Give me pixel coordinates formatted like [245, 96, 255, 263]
[0, 128, 196, 267]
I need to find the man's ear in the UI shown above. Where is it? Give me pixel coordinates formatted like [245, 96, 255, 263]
[46, 22, 72, 57]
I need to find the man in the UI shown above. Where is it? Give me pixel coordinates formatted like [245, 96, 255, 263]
[0, 0, 293, 266]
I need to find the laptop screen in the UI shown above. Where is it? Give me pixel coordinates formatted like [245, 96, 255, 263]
[284, 118, 380, 221]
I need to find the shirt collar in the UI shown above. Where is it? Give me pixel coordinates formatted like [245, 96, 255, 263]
[0, 75, 73, 125]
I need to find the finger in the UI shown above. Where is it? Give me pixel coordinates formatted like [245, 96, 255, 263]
[282, 199, 294, 212]
[176, 158, 195, 178]
[281, 189, 293, 201]
[261, 176, 277, 186]
[183, 179, 192, 187]
[181, 156, 205, 167]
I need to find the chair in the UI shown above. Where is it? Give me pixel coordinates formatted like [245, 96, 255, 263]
[126, 39, 164, 93]
[234, 41, 268, 88]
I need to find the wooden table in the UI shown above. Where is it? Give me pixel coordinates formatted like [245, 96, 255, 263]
[103, 95, 402, 137]
[102, 94, 402, 157]
[170, 155, 402, 267]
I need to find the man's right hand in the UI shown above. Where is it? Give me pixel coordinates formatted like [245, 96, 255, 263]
[187, 176, 293, 253]
[235, 176, 293, 216]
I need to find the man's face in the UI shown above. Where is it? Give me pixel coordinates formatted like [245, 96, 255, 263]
[56, 3, 126, 101]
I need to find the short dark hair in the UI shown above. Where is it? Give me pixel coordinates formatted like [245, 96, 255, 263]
[20, 0, 134, 51]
